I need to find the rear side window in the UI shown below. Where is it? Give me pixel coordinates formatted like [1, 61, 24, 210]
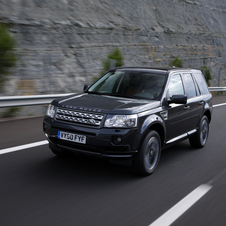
[193, 77, 201, 96]
[194, 72, 209, 94]
[183, 73, 197, 98]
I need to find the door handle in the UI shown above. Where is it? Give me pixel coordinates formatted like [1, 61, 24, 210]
[184, 105, 190, 110]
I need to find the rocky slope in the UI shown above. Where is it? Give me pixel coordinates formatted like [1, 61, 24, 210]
[1, 0, 226, 95]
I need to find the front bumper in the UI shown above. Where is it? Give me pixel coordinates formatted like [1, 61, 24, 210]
[43, 116, 139, 158]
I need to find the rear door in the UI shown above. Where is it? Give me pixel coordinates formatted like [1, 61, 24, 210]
[181, 72, 203, 131]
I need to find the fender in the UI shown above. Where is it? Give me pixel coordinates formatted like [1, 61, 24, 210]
[203, 100, 212, 122]
[136, 113, 166, 149]
[204, 101, 211, 111]
[205, 101, 213, 112]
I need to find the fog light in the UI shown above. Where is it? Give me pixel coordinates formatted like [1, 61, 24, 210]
[112, 136, 123, 145]
[116, 137, 122, 143]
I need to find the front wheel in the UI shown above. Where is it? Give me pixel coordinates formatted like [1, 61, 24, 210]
[133, 130, 161, 176]
[189, 115, 209, 148]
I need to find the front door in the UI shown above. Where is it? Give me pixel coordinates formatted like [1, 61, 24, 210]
[164, 73, 190, 141]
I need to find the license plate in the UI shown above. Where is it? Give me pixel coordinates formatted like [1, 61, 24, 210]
[58, 131, 86, 144]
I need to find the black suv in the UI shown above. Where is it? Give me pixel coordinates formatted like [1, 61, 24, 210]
[43, 67, 212, 175]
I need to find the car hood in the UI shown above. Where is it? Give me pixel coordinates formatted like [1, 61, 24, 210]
[52, 93, 161, 114]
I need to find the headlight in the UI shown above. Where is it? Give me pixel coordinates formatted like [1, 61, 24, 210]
[104, 114, 137, 128]
[46, 104, 56, 118]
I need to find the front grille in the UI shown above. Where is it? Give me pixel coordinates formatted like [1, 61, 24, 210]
[55, 108, 104, 127]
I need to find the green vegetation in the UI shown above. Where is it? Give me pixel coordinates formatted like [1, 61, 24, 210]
[0, 23, 17, 91]
[200, 66, 212, 86]
[168, 57, 212, 86]
[169, 56, 182, 68]
[1, 107, 21, 118]
[93, 48, 124, 82]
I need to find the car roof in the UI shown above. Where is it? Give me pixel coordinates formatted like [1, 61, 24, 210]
[113, 66, 194, 73]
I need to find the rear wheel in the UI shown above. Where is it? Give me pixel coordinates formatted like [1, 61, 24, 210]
[189, 115, 209, 148]
[133, 130, 161, 176]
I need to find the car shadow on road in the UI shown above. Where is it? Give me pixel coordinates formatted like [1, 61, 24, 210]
[28, 139, 201, 187]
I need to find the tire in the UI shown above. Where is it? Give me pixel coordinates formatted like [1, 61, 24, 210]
[189, 115, 209, 148]
[51, 148, 74, 158]
[133, 130, 161, 176]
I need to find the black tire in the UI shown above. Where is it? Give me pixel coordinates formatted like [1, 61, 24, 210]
[132, 130, 161, 176]
[189, 115, 209, 148]
[51, 148, 74, 158]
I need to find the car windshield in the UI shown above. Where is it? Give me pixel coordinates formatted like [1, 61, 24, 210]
[87, 70, 167, 100]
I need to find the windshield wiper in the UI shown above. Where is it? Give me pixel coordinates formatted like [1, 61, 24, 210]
[104, 93, 127, 98]
[104, 93, 145, 99]
[86, 91, 103, 95]
[87, 92, 122, 96]
[86, 92, 153, 100]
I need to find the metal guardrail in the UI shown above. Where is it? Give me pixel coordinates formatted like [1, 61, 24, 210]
[209, 87, 226, 92]
[0, 88, 225, 108]
[0, 93, 73, 108]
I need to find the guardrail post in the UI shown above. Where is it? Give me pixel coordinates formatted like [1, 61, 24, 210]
[218, 69, 221, 96]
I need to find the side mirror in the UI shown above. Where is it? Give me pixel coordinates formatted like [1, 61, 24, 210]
[83, 84, 89, 91]
[168, 95, 187, 104]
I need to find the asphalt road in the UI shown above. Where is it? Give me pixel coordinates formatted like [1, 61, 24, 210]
[0, 95, 226, 226]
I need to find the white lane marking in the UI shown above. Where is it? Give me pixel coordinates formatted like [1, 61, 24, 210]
[213, 103, 226, 108]
[0, 102, 225, 155]
[149, 184, 212, 226]
[0, 140, 48, 155]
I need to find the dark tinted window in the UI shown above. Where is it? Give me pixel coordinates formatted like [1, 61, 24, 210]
[88, 70, 166, 100]
[183, 73, 196, 98]
[193, 76, 201, 96]
[168, 74, 184, 98]
[194, 72, 209, 94]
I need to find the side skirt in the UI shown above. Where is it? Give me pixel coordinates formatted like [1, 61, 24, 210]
[163, 129, 197, 149]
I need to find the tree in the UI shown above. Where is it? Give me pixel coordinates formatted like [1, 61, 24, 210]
[200, 66, 212, 86]
[93, 48, 124, 81]
[169, 56, 182, 68]
[0, 23, 17, 91]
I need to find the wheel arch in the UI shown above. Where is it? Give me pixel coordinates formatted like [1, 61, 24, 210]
[139, 122, 165, 151]
[149, 123, 165, 148]
[203, 109, 211, 123]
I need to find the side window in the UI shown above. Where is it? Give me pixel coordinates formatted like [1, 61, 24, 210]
[194, 72, 209, 94]
[183, 73, 197, 98]
[193, 75, 201, 96]
[168, 74, 184, 98]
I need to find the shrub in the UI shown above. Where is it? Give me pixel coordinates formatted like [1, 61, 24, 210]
[200, 66, 212, 86]
[169, 56, 182, 68]
[0, 23, 17, 91]
[93, 48, 124, 81]
[1, 107, 21, 118]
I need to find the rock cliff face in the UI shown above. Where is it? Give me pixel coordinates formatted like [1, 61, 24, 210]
[1, 0, 226, 95]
